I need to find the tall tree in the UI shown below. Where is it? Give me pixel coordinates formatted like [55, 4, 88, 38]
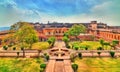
[14, 22, 39, 49]
[68, 24, 86, 41]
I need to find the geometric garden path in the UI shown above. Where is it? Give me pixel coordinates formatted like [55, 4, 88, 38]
[45, 41, 73, 72]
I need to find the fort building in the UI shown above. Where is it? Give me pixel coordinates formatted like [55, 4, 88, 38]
[0, 21, 120, 45]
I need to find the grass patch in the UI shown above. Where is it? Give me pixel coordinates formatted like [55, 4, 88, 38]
[0, 58, 44, 72]
[74, 57, 120, 72]
[70, 41, 111, 50]
[1, 42, 50, 50]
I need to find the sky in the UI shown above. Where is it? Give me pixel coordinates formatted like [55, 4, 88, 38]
[0, 0, 120, 27]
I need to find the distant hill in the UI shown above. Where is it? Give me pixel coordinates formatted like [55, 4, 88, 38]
[0, 27, 10, 31]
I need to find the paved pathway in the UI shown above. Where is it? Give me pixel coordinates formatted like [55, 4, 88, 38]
[45, 41, 73, 72]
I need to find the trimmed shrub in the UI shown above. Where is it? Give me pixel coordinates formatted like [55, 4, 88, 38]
[109, 51, 115, 58]
[8, 44, 12, 47]
[73, 45, 79, 50]
[66, 45, 70, 49]
[17, 52, 20, 57]
[3, 46, 8, 50]
[13, 47, 16, 50]
[97, 51, 101, 57]
[40, 64, 46, 72]
[78, 53, 82, 59]
[21, 47, 24, 50]
[46, 55, 49, 61]
[72, 63, 78, 72]
[97, 47, 103, 50]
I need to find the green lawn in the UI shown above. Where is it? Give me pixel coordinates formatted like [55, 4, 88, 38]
[0, 58, 44, 72]
[32, 42, 50, 50]
[2, 42, 50, 50]
[74, 58, 120, 72]
[70, 41, 111, 50]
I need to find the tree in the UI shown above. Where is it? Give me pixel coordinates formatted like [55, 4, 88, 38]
[14, 22, 39, 49]
[62, 36, 70, 47]
[47, 37, 56, 48]
[72, 64, 78, 72]
[68, 24, 86, 41]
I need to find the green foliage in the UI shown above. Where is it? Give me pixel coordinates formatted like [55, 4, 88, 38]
[66, 45, 70, 49]
[97, 51, 101, 57]
[47, 37, 56, 47]
[3, 46, 8, 50]
[43, 53, 49, 61]
[62, 36, 70, 43]
[68, 24, 86, 36]
[72, 63, 78, 72]
[14, 22, 39, 49]
[112, 40, 119, 44]
[109, 51, 115, 58]
[21, 47, 24, 50]
[63, 32, 69, 37]
[45, 55, 49, 61]
[17, 52, 20, 57]
[111, 40, 119, 50]
[80, 45, 89, 50]
[8, 44, 12, 47]
[40, 64, 46, 69]
[99, 39, 104, 47]
[73, 45, 79, 50]
[97, 47, 103, 50]
[13, 47, 16, 50]
[78, 53, 82, 59]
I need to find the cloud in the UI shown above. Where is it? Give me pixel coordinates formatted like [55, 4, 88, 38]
[0, 0, 120, 27]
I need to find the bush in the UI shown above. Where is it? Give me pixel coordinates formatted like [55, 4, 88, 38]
[46, 55, 49, 61]
[78, 53, 82, 59]
[109, 51, 115, 58]
[21, 47, 24, 50]
[85, 47, 88, 50]
[97, 51, 101, 57]
[8, 44, 12, 47]
[72, 63, 78, 72]
[66, 45, 70, 48]
[40, 63, 46, 72]
[13, 47, 16, 50]
[73, 45, 79, 50]
[17, 52, 20, 57]
[3, 46, 8, 50]
[40, 64, 46, 69]
[97, 47, 103, 50]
